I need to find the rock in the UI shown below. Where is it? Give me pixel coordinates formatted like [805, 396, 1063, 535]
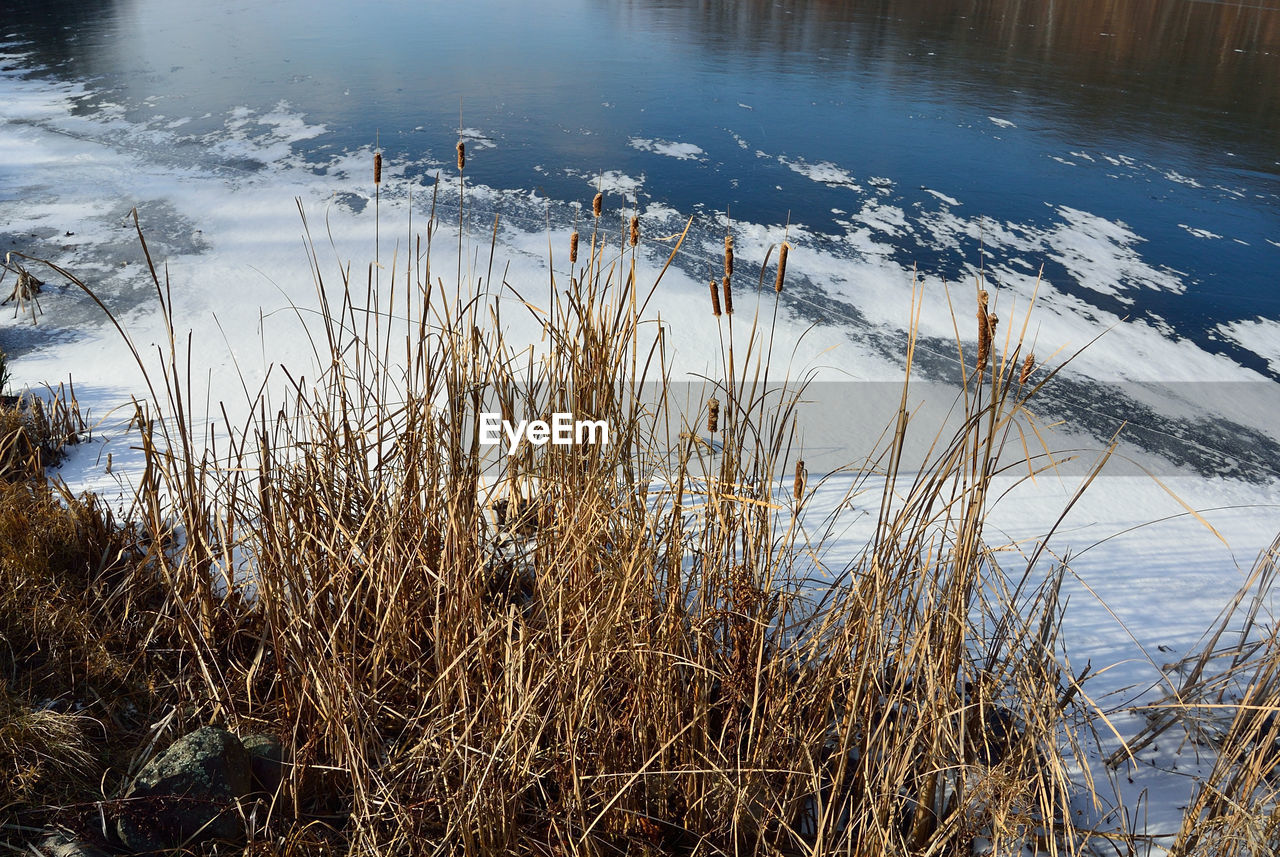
[240, 732, 284, 795]
[115, 726, 251, 852]
[36, 831, 109, 857]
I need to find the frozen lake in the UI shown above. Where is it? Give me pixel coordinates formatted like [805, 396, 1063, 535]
[4, 0, 1280, 846]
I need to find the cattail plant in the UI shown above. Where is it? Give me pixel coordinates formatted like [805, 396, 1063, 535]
[570, 231, 579, 264]
[374, 149, 383, 290]
[1019, 352, 1035, 385]
[775, 242, 790, 293]
[724, 233, 734, 278]
[19, 181, 1112, 857]
[456, 140, 466, 171]
[630, 215, 639, 248]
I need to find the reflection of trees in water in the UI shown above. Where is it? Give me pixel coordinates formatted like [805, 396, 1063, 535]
[621, 0, 1280, 152]
[0, 0, 119, 70]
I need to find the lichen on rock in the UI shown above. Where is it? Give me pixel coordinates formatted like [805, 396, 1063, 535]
[115, 726, 252, 852]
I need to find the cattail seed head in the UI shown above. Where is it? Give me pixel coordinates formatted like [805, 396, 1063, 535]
[976, 289, 991, 370]
[775, 243, 790, 293]
[724, 234, 734, 278]
[1019, 352, 1035, 385]
[569, 231, 579, 263]
[373, 152, 382, 184]
[630, 215, 639, 248]
[456, 141, 466, 171]
[592, 192, 603, 218]
[710, 279, 722, 317]
[722, 276, 733, 315]
[793, 459, 805, 501]
[708, 397, 720, 434]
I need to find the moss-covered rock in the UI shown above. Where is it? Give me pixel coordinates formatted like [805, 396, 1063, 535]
[115, 726, 251, 852]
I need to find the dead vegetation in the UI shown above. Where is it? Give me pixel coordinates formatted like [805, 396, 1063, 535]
[2, 159, 1279, 856]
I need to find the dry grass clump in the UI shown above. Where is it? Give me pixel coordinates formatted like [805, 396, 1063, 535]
[0, 474, 154, 702]
[0, 384, 86, 480]
[0, 387, 198, 843]
[16, 162, 1117, 857]
[0, 684, 96, 812]
[37, 161, 1280, 853]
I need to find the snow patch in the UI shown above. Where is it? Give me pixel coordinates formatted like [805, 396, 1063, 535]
[923, 189, 960, 206]
[779, 156, 862, 190]
[628, 137, 705, 161]
[1217, 317, 1280, 373]
[1162, 169, 1203, 188]
[1179, 224, 1223, 240]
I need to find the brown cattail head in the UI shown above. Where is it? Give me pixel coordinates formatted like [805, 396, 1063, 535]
[708, 397, 720, 434]
[793, 459, 805, 501]
[976, 289, 991, 370]
[374, 152, 382, 184]
[775, 242, 790, 293]
[630, 215, 639, 248]
[710, 279, 722, 317]
[722, 276, 733, 315]
[456, 141, 466, 171]
[1019, 352, 1035, 385]
[724, 234, 734, 278]
[592, 192, 603, 218]
[569, 231, 579, 263]
[980, 315, 999, 372]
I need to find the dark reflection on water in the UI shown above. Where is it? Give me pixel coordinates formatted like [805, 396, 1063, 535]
[0, 0, 118, 71]
[5, 0, 1277, 175]
[618, 0, 1280, 164]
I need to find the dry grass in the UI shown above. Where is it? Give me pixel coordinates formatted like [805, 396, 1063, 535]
[40, 179, 1095, 855]
[0, 383, 85, 480]
[0, 414, 190, 841]
[1117, 535, 1280, 857]
[3, 166, 1279, 856]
